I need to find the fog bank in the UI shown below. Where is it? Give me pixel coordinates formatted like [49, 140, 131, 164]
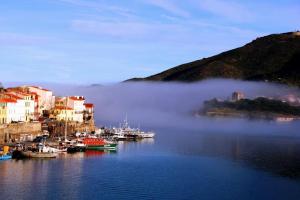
[6, 79, 300, 136]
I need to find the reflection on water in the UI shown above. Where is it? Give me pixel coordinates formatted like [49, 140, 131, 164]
[1, 131, 300, 200]
[84, 150, 117, 157]
[190, 133, 300, 178]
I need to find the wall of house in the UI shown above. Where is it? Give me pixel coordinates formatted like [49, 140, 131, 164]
[0, 122, 42, 144]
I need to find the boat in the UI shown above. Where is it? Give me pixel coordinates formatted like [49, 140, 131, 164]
[21, 151, 58, 158]
[0, 146, 12, 160]
[112, 131, 127, 140]
[0, 154, 12, 160]
[112, 118, 155, 140]
[138, 131, 155, 138]
[83, 138, 117, 150]
[67, 140, 86, 153]
[20, 143, 58, 158]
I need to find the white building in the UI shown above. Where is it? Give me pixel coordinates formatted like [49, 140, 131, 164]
[0, 98, 26, 123]
[68, 96, 85, 122]
[26, 86, 55, 115]
[5, 92, 35, 122]
[54, 96, 85, 122]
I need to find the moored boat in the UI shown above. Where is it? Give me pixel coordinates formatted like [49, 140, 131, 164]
[17, 143, 58, 158]
[67, 140, 86, 153]
[112, 117, 155, 140]
[139, 131, 155, 138]
[83, 138, 117, 150]
[0, 154, 12, 160]
[21, 151, 58, 158]
[0, 146, 12, 160]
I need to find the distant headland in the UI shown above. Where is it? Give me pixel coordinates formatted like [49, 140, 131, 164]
[128, 31, 300, 87]
[199, 91, 300, 122]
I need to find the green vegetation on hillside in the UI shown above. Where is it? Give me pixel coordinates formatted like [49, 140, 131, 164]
[129, 32, 300, 86]
[203, 97, 300, 117]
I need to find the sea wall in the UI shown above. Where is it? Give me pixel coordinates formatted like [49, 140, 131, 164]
[0, 120, 96, 144]
[45, 120, 96, 137]
[0, 122, 42, 144]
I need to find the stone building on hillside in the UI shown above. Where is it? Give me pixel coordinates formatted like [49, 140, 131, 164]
[232, 91, 245, 102]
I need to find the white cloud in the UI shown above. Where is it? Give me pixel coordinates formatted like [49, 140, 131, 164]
[143, 0, 190, 18]
[71, 19, 184, 40]
[0, 32, 50, 46]
[55, 0, 135, 18]
[193, 0, 253, 22]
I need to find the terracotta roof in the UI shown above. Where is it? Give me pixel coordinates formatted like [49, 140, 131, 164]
[0, 98, 17, 103]
[3, 93, 22, 100]
[29, 86, 51, 92]
[27, 91, 39, 96]
[69, 96, 85, 101]
[54, 106, 74, 110]
[84, 103, 94, 108]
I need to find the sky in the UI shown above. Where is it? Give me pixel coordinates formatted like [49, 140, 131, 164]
[0, 0, 299, 84]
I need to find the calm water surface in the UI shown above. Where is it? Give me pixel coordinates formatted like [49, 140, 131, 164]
[1, 127, 300, 200]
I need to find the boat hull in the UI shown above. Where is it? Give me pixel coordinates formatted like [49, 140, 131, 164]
[0, 155, 12, 160]
[67, 146, 86, 153]
[86, 143, 117, 150]
[21, 151, 58, 158]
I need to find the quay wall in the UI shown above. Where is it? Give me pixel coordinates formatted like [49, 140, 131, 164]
[0, 120, 96, 144]
[0, 122, 42, 144]
[45, 120, 96, 137]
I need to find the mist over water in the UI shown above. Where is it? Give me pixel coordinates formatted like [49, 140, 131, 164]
[2, 79, 300, 200]
[35, 79, 300, 136]
[18, 79, 300, 179]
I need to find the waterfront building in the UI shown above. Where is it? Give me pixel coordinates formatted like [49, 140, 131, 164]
[25, 86, 55, 115]
[53, 106, 75, 121]
[0, 98, 25, 124]
[54, 96, 85, 122]
[84, 103, 94, 121]
[68, 96, 85, 122]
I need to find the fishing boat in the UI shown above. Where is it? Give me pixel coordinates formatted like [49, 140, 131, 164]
[139, 131, 155, 138]
[112, 131, 127, 140]
[21, 151, 58, 158]
[0, 146, 12, 160]
[113, 117, 155, 140]
[83, 138, 117, 150]
[67, 140, 86, 153]
[20, 143, 58, 158]
[0, 154, 12, 160]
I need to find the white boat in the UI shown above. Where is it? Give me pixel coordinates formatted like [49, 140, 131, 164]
[139, 131, 155, 138]
[113, 117, 155, 140]
[21, 143, 58, 158]
[112, 131, 127, 140]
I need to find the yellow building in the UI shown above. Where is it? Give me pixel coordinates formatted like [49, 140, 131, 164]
[0, 98, 20, 124]
[53, 106, 75, 121]
[0, 102, 7, 124]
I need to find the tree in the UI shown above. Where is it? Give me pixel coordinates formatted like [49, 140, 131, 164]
[0, 82, 4, 92]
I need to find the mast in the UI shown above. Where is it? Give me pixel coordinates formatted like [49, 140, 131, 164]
[64, 97, 68, 142]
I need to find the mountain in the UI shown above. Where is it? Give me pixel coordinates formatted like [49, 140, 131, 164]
[128, 31, 300, 86]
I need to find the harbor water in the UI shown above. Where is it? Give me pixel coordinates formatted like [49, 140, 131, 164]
[1, 125, 300, 200]
[2, 81, 300, 199]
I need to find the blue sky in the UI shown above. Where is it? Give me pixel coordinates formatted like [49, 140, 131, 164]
[0, 0, 299, 84]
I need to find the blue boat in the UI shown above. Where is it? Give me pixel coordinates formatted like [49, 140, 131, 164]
[0, 154, 12, 160]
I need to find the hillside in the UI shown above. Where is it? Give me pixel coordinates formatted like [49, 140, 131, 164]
[200, 97, 300, 121]
[129, 31, 300, 86]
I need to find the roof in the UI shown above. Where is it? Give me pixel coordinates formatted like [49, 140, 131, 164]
[28, 86, 51, 92]
[54, 106, 74, 110]
[3, 93, 22, 100]
[69, 96, 85, 101]
[84, 103, 94, 108]
[0, 98, 17, 103]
